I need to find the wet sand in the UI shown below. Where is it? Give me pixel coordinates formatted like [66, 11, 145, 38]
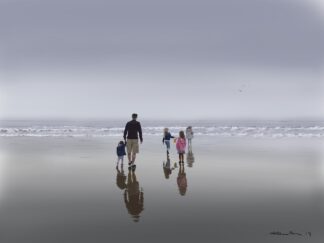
[0, 136, 323, 243]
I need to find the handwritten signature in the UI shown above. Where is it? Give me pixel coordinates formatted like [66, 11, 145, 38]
[270, 231, 311, 237]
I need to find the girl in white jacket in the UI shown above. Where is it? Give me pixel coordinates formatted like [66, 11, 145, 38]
[185, 126, 194, 149]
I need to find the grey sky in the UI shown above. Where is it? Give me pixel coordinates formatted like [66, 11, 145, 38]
[0, 0, 324, 119]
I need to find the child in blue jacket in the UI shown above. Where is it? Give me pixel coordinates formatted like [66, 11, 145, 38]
[162, 128, 175, 155]
[116, 141, 126, 167]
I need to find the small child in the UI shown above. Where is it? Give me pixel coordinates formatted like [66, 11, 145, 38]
[162, 128, 174, 155]
[186, 126, 194, 149]
[176, 131, 186, 163]
[116, 141, 126, 167]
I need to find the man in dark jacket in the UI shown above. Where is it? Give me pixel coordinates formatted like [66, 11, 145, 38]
[123, 113, 143, 167]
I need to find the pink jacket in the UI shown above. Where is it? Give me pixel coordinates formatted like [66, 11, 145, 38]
[176, 138, 186, 152]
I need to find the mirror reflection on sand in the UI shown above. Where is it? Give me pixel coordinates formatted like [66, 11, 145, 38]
[123, 169, 144, 222]
[116, 166, 145, 222]
[0, 132, 323, 243]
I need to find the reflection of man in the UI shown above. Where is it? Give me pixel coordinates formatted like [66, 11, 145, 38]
[124, 171, 144, 222]
[123, 113, 143, 168]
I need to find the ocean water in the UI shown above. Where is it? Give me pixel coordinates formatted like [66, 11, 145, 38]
[0, 120, 323, 243]
[1, 120, 324, 138]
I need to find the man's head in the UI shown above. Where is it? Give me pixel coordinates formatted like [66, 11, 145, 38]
[132, 113, 138, 120]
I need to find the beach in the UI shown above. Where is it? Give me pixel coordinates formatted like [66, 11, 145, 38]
[1, 0, 323, 241]
[0, 121, 323, 243]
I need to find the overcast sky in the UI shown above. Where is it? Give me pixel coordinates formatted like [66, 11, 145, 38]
[0, 0, 324, 120]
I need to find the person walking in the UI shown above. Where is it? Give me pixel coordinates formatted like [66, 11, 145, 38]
[162, 128, 175, 156]
[116, 140, 126, 168]
[123, 113, 143, 168]
[176, 131, 186, 164]
[186, 126, 194, 151]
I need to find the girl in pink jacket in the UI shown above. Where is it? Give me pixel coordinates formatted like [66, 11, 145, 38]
[176, 131, 186, 164]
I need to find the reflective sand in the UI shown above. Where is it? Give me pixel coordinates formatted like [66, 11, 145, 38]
[0, 136, 323, 243]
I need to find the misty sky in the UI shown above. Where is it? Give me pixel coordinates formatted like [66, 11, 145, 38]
[0, 0, 324, 120]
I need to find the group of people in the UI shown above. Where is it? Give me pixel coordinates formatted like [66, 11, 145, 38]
[162, 126, 194, 163]
[115, 113, 195, 221]
[162, 127, 194, 196]
[116, 113, 194, 170]
[116, 113, 142, 170]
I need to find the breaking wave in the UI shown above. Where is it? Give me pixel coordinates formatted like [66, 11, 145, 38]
[1, 125, 324, 138]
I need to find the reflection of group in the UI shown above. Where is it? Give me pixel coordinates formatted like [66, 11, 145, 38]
[115, 115, 197, 222]
[162, 126, 195, 196]
[162, 158, 188, 196]
[116, 166, 144, 222]
[163, 152, 192, 196]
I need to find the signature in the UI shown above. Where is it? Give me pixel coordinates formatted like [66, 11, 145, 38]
[270, 231, 311, 237]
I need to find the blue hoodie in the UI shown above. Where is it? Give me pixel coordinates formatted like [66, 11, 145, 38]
[162, 132, 174, 143]
[116, 144, 126, 156]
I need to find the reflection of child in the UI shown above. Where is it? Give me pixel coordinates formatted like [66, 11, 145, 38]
[177, 166, 187, 196]
[186, 151, 195, 168]
[163, 157, 176, 179]
[116, 167, 127, 190]
[176, 131, 186, 163]
[116, 141, 126, 167]
[162, 128, 174, 155]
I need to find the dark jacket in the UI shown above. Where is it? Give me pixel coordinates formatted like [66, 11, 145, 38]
[162, 132, 174, 143]
[117, 144, 126, 156]
[123, 120, 143, 141]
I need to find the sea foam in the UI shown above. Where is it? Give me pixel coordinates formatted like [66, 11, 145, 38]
[1, 123, 324, 138]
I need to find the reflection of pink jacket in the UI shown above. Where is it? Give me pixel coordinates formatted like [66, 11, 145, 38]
[177, 174, 187, 188]
[176, 138, 186, 153]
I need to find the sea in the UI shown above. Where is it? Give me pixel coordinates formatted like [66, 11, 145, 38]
[1, 119, 324, 138]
